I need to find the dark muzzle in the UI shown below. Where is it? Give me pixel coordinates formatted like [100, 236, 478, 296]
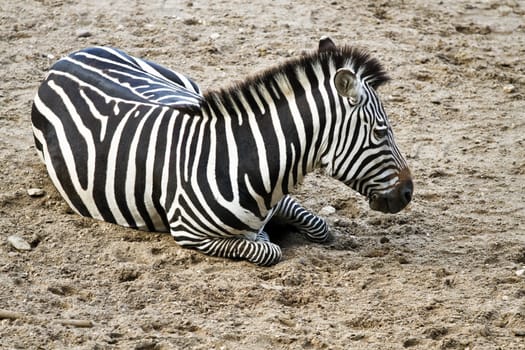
[369, 169, 413, 214]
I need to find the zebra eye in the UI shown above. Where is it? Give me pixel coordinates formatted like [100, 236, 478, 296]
[373, 128, 388, 139]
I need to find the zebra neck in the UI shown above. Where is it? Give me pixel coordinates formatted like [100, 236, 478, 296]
[200, 68, 330, 207]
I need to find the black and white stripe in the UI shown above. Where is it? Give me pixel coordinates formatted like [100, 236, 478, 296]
[32, 37, 412, 266]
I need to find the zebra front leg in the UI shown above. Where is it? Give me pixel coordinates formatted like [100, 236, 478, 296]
[172, 232, 282, 266]
[272, 195, 329, 243]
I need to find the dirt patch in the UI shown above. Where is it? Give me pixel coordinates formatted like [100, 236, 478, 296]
[1, 0, 524, 349]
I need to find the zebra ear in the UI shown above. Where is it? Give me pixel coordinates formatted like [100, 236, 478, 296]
[319, 36, 336, 52]
[334, 68, 360, 102]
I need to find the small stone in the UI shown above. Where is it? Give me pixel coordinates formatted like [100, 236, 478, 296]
[515, 268, 525, 277]
[27, 188, 45, 197]
[257, 47, 268, 57]
[29, 234, 41, 248]
[503, 84, 516, 93]
[182, 18, 199, 25]
[333, 219, 352, 227]
[118, 268, 140, 282]
[424, 326, 448, 339]
[514, 329, 525, 337]
[380, 236, 390, 244]
[134, 341, 157, 350]
[319, 205, 336, 216]
[349, 333, 365, 341]
[277, 316, 296, 327]
[7, 235, 31, 251]
[48, 284, 74, 296]
[209, 32, 220, 40]
[76, 29, 92, 38]
[403, 338, 419, 347]
[397, 255, 410, 264]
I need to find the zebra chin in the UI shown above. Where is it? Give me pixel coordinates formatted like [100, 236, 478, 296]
[368, 177, 413, 214]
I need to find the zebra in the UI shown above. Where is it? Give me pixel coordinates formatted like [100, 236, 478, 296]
[31, 37, 413, 266]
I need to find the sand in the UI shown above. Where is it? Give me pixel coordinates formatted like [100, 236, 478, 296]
[1, 0, 524, 349]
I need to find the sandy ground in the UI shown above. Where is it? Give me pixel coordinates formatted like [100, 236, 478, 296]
[1, 0, 524, 349]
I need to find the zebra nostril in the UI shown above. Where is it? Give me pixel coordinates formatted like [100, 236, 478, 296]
[401, 179, 413, 204]
[403, 188, 412, 203]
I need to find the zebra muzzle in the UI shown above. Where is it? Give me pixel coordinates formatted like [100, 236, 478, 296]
[369, 177, 413, 214]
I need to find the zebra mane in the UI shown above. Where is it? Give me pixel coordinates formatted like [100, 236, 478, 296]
[201, 45, 390, 110]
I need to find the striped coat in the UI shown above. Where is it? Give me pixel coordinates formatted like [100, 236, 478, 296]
[32, 37, 412, 265]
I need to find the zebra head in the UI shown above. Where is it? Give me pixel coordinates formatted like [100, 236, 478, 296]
[319, 37, 413, 214]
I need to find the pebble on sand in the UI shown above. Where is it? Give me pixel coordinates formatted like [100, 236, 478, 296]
[27, 188, 45, 197]
[7, 235, 31, 251]
[514, 329, 525, 337]
[503, 84, 516, 93]
[319, 205, 336, 216]
[76, 29, 93, 38]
